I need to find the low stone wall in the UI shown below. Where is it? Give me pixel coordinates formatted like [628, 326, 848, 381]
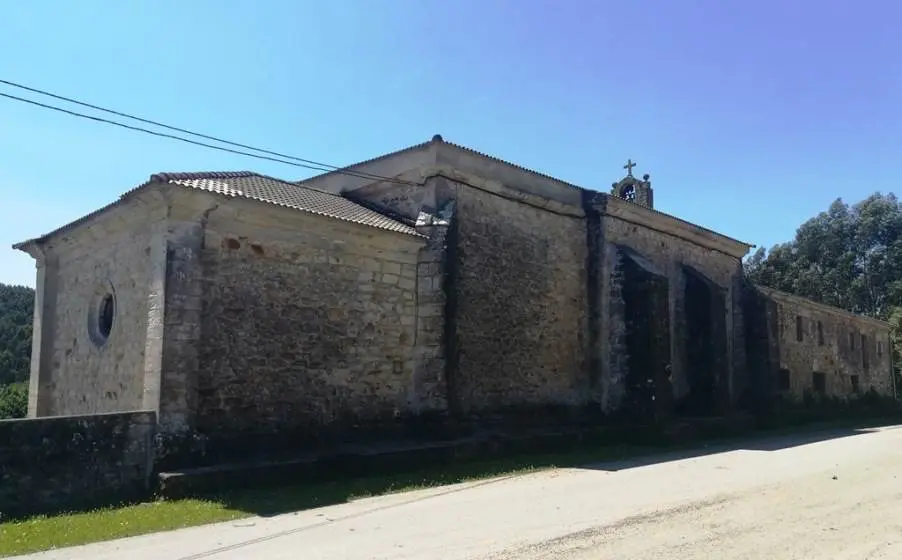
[0, 410, 156, 519]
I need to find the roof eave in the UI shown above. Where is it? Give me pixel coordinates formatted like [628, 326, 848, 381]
[755, 285, 891, 328]
[9, 180, 162, 256]
[11, 238, 38, 254]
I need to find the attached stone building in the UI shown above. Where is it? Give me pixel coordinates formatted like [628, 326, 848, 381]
[14, 136, 894, 447]
[747, 287, 894, 400]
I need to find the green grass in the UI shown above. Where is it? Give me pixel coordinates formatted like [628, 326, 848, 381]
[0, 444, 648, 557]
[0, 499, 248, 557]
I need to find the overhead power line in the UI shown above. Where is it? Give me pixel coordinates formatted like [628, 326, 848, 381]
[0, 79, 415, 185]
[0, 91, 328, 172]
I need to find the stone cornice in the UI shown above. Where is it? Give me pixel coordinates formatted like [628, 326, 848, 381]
[418, 166, 584, 219]
[596, 194, 754, 260]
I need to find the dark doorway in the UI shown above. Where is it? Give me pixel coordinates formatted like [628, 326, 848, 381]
[677, 267, 729, 417]
[778, 368, 791, 392]
[618, 250, 672, 422]
[812, 371, 827, 395]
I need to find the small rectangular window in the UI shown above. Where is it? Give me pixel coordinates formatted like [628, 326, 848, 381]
[862, 334, 869, 370]
[812, 371, 826, 394]
[878, 340, 883, 357]
[796, 316, 804, 342]
[817, 321, 824, 346]
[851, 375, 860, 393]
[850, 332, 856, 351]
[778, 368, 791, 391]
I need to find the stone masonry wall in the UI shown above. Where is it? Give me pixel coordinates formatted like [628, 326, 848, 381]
[338, 176, 454, 416]
[0, 411, 155, 519]
[37, 200, 160, 416]
[453, 183, 587, 414]
[600, 213, 745, 412]
[194, 203, 426, 442]
[762, 288, 893, 399]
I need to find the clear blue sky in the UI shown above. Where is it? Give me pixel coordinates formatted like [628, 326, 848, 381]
[1, 0, 899, 287]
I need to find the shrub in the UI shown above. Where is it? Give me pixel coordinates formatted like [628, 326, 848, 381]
[0, 382, 27, 419]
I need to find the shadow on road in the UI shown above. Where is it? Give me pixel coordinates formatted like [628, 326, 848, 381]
[585, 424, 900, 472]
[206, 421, 900, 519]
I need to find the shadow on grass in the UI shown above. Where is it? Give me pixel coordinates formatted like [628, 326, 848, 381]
[207, 418, 901, 519]
[203, 445, 638, 518]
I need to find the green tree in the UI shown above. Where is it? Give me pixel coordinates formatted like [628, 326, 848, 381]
[0, 283, 34, 385]
[746, 193, 902, 319]
[747, 193, 902, 401]
[0, 381, 27, 419]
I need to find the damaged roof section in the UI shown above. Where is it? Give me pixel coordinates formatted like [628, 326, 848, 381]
[14, 171, 424, 250]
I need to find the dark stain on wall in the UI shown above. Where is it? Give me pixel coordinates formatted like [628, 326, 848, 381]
[679, 266, 730, 416]
[443, 213, 462, 418]
[615, 249, 672, 422]
[582, 191, 604, 393]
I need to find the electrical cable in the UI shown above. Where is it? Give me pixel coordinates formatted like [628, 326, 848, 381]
[0, 81, 416, 185]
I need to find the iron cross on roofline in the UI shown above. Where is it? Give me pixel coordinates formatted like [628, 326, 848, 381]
[623, 159, 637, 177]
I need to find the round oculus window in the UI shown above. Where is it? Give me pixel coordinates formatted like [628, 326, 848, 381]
[88, 289, 116, 346]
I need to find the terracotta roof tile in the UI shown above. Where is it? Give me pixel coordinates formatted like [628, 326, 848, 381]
[151, 171, 422, 237]
[13, 171, 422, 250]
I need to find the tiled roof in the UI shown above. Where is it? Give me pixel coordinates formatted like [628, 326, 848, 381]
[147, 171, 422, 236]
[13, 171, 422, 250]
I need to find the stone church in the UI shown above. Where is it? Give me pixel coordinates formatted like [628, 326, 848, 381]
[14, 136, 893, 449]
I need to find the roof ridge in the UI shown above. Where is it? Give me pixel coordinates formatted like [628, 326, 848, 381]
[295, 140, 432, 185]
[441, 140, 584, 191]
[150, 171, 256, 182]
[294, 136, 586, 194]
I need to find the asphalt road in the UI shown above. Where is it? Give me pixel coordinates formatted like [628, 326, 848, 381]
[14, 424, 902, 560]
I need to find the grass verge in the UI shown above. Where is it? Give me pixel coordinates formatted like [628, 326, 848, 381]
[0, 444, 648, 557]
